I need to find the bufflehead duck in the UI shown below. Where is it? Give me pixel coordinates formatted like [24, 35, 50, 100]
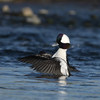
[34, 51, 78, 71]
[18, 34, 75, 76]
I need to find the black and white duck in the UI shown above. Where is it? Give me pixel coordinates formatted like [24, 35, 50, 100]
[18, 34, 78, 77]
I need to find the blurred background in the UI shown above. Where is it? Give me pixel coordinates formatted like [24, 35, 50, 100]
[0, 0, 100, 100]
[0, 0, 100, 27]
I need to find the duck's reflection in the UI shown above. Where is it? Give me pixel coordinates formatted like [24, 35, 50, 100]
[58, 76, 68, 86]
[57, 76, 68, 100]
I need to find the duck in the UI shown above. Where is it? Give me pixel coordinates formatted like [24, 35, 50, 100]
[18, 33, 78, 76]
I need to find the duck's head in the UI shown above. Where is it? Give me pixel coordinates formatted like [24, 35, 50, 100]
[52, 34, 71, 49]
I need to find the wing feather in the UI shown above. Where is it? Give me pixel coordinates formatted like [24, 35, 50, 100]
[47, 64, 52, 73]
[41, 64, 47, 73]
[37, 63, 47, 72]
[18, 55, 48, 64]
[44, 64, 50, 73]
[51, 65, 55, 74]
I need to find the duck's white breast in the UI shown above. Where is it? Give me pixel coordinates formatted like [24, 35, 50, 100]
[59, 58, 69, 76]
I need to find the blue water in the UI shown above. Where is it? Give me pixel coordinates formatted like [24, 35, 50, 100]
[0, 3, 100, 100]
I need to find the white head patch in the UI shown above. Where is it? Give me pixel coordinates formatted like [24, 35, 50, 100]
[61, 34, 70, 43]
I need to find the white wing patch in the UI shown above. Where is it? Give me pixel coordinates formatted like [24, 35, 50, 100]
[59, 58, 69, 76]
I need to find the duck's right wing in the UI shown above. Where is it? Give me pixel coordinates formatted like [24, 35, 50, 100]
[18, 56, 62, 75]
[18, 55, 48, 64]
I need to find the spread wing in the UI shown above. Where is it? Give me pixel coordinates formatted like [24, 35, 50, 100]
[18, 56, 62, 75]
[18, 55, 48, 64]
